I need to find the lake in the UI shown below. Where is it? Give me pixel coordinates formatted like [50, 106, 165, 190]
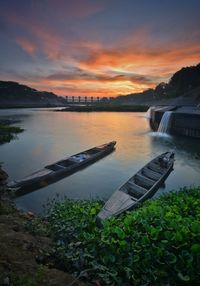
[0, 108, 200, 214]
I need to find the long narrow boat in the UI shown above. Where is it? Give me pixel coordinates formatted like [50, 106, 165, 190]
[8, 141, 116, 194]
[96, 151, 175, 223]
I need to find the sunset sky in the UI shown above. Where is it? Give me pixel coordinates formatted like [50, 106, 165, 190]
[0, 0, 200, 97]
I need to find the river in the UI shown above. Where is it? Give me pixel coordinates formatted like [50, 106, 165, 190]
[0, 108, 200, 214]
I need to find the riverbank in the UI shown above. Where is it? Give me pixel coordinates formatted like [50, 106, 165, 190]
[58, 104, 149, 112]
[0, 166, 89, 286]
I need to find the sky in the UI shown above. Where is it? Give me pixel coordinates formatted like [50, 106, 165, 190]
[0, 0, 200, 97]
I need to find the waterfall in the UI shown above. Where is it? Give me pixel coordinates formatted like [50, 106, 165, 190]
[158, 111, 173, 133]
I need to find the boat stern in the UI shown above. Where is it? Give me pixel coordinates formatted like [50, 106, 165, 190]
[7, 180, 20, 192]
[96, 208, 113, 224]
[110, 141, 117, 147]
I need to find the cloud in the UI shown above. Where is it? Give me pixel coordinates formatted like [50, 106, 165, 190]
[38, 69, 156, 97]
[79, 41, 200, 79]
[16, 37, 37, 55]
[44, 68, 156, 85]
[46, 0, 106, 19]
[1, 1, 200, 97]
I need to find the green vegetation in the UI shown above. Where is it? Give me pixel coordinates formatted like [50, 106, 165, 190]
[30, 187, 200, 285]
[0, 120, 24, 144]
[0, 266, 47, 286]
[61, 104, 149, 112]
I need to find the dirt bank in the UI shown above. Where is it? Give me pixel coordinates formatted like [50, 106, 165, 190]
[0, 167, 89, 286]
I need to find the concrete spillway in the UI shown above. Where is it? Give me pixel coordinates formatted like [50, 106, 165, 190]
[149, 106, 200, 138]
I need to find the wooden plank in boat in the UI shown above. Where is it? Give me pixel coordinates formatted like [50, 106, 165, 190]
[135, 173, 155, 189]
[127, 181, 147, 198]
[142, 167, 161, 181]
[104, 190, 135, 213]
[55, 164, 66, 169]
[148, 163, 164, 174]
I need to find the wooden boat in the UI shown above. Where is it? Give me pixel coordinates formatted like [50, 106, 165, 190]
[8, 141, 116, 194]
[96, 151, 175, 222]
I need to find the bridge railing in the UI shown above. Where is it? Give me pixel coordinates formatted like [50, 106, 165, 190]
[65, 96, 112, 103]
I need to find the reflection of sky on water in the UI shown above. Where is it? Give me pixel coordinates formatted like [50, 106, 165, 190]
[0, 109, 199, 214]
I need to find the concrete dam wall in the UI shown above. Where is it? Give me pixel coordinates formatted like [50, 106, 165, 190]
[149, 106, 200, 138]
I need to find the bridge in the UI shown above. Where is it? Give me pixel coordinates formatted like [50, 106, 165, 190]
[66, 96, 100, 103]
[65, 96, 113, 103]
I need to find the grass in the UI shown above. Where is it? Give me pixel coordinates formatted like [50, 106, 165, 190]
[29, 187, 200, 285]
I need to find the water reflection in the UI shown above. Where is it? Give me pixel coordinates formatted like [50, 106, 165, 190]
[0, 109, 199, 214]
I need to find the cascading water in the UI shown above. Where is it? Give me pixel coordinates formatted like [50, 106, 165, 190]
[158, 111, 173, 133]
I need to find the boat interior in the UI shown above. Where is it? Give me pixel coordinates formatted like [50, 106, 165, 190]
[46, 159, 76, 171]
[85, 148, 101, 155]
[121, 155, 172, 200]
[45, 148, 102, 171]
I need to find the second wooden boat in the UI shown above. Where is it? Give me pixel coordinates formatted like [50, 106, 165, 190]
[8, 141, 116, 195]
[96, 151, 175, 223]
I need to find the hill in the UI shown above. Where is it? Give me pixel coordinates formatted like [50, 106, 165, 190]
[0, 81, 66, 108]
[114, 63, 200, 105]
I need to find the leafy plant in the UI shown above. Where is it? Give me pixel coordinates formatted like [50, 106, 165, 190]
[36, 188, 200, 285]
[0, 266, 47, 286]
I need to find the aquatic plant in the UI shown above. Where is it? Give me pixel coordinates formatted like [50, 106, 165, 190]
[35, 188, 200, 285]
[0, 121, 24, 144]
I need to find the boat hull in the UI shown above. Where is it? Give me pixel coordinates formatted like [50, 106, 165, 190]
[8, 141, 116, 196]
[97, 152, 174, 223]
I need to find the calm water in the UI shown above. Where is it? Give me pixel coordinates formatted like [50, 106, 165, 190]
[0, 108, 200, 214]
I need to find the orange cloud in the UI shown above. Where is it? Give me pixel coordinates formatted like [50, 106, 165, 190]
[79, 42, 200, 79]
[5, 11, 200, 97]
[16, 37, 37, 55]
[38, 75, 154, 97]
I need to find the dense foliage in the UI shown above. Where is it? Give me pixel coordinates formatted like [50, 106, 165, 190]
[169, 64, 200, 96]
[153, 63, 200, 98]
[42, 188, 200, 285]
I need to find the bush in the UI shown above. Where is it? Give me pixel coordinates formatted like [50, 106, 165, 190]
[46, 188, 200, 285]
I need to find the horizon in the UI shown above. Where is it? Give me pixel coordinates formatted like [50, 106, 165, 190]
[0, 0, 200, 97]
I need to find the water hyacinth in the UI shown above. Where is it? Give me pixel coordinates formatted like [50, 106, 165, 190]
[32, 188, 200, 285]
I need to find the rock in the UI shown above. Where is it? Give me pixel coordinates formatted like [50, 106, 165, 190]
[12, 225, 20, 232]
[3, 277, 10, 286]
[27, 211, 35, 217]
[0, 167, 8, 182]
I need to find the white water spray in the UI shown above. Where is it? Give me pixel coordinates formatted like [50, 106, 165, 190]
[158, 111, 173, 133]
